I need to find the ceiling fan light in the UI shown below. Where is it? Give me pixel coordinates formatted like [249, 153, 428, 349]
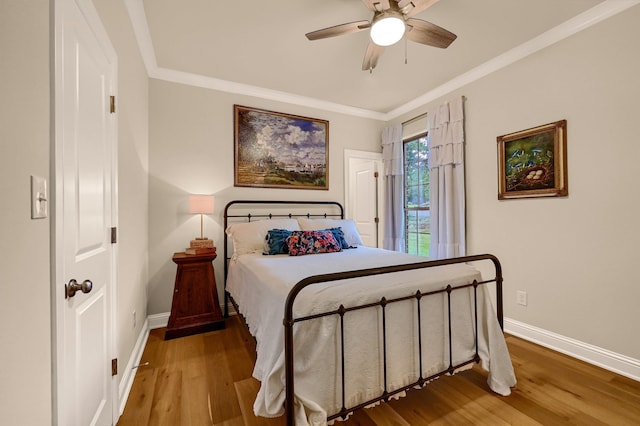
[370, 15, 405, 46]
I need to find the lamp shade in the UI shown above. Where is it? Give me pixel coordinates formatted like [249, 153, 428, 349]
[189, 195, 215, 214]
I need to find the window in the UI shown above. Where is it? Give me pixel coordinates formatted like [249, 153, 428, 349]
[404, 133, 430, 256]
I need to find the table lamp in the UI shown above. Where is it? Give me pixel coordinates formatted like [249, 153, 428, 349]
[187, 194, 215, 253]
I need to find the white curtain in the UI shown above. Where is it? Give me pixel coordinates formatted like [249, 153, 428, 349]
[428, 97, 466, 259]
[382, 124, 405, 251]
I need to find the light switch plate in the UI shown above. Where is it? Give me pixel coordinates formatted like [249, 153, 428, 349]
[31, 175, 48, 219]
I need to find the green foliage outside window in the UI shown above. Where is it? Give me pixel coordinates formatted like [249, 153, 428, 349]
[404, 135, 430, 257]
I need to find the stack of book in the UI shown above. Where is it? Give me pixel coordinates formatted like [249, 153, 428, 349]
[186, 238, 215, 255]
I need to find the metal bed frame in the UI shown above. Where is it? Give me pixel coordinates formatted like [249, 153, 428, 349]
[223, 200, 504, 426]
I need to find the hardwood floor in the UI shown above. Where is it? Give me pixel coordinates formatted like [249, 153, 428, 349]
[117, 315, 640, 425]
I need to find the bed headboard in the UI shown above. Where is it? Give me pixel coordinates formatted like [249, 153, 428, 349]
[223, 200, 344, 302]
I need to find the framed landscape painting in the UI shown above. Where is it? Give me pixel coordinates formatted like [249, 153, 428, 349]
[497, 120, 568, 199]
[234, 105, 329, 190]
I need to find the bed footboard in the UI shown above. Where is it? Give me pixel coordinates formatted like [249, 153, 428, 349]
[283, 254, 503, 426]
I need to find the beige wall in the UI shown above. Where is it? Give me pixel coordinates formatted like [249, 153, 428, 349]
[0, 0, 52, 424]
[392, 6, 640, 360]
[0, 0, 148, 423]
[93, 0, 150, 398]
[147, 79, 385, 314]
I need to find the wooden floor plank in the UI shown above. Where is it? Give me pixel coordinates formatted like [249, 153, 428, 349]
[506, 338, 640, 424]
[117, 317, 640, 426]
[463, 367, 574, 425]
[204, 333, 244, 424]
[148, 367, 183, 426]
[605, 375, 640, 408]
[377, 383, 471, 425]
[359, 401, 410, 426]
[218, 317, 257, 382]
[115, 367, 157, 426]
[433, 374, 530, 426]
[341, 409, 378, 426]
[234, 378, 286, 426]
[181, 372, 214, 426]
[215, 416, 244, 426]
[176, 334, 215, 426]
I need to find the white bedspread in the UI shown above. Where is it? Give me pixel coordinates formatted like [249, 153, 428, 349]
[226, 247, 516, 425]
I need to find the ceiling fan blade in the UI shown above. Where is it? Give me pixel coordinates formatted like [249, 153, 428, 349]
[405, 18, 457, 48]
[361, 0, 388, 12]
[362, 40, 385, 71]
[306, 20, 371, 40]
[398, 0, 439, 17]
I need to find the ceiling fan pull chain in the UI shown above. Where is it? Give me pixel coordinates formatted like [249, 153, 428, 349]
[404, 36, 408, 64]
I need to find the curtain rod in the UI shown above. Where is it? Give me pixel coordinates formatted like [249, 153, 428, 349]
[401, 96, 466, 126]
[402, 112, 428, 126]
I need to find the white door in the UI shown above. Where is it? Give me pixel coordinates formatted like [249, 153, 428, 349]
[54, 0, 117, 425]
[344, 150, 383, 247]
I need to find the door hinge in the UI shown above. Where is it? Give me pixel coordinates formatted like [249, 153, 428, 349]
[374, 171, 379, 178]
[111, 227, 117, 244]
[110, 96, 116, 114]
[112, 358, 118, 376]
[374, 217, 379, 224]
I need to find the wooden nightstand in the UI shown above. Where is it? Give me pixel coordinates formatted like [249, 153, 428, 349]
[165, 250, 225, 340]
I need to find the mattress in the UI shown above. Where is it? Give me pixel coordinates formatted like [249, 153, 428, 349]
[226, 246, 516, 425]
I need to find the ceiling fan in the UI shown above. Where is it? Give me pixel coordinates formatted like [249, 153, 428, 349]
[305, 0, 457, 71]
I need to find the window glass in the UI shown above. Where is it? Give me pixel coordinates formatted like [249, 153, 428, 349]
[404, 134, 430, 256]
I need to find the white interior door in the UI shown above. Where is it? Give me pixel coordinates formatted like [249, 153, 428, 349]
[54, 0, 117, 424]
[344, 150, 383, 247]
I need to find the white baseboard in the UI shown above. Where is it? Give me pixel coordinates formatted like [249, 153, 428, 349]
[504, 317, 640, 382]
[117, 318, 151, 416]
[116, 312, 169, 418]
[147, 312, 170, 329]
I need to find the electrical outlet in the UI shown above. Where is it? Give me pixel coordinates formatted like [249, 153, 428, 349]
[133, 310, 137, 328]
[516, 291, 528, 306]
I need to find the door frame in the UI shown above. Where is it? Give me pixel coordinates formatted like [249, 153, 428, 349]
[344, 149, 384, 247]
[52, 0, 119, 424]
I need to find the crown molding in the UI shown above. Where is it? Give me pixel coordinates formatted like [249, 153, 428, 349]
[124, 0, 639, 122]
[149, 67, 389, 121]
[123, 0, 157, 72]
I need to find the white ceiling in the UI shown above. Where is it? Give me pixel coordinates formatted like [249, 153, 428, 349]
[127, 0, 634, 120]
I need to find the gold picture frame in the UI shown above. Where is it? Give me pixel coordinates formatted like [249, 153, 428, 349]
[234, 105, 329, 190]
[497, 120, 568, 199]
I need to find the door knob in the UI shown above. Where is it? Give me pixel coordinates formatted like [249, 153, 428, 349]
[65, 279, 93, 299]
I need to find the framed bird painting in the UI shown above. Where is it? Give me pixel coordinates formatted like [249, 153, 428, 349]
[497, 120, 568, 200]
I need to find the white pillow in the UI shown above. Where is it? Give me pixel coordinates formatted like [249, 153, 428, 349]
[297, 218, 364, 247]
[226, 219, 299, 256]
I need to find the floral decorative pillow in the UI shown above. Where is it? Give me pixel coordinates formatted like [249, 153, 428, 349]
[285, 230, 343, 256]
[297, 218, 364, 247]
[263, 229, 292, 255]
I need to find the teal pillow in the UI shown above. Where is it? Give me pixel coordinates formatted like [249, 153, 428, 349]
[325, 227, 350, 249]
[264, 229, 292, 255]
